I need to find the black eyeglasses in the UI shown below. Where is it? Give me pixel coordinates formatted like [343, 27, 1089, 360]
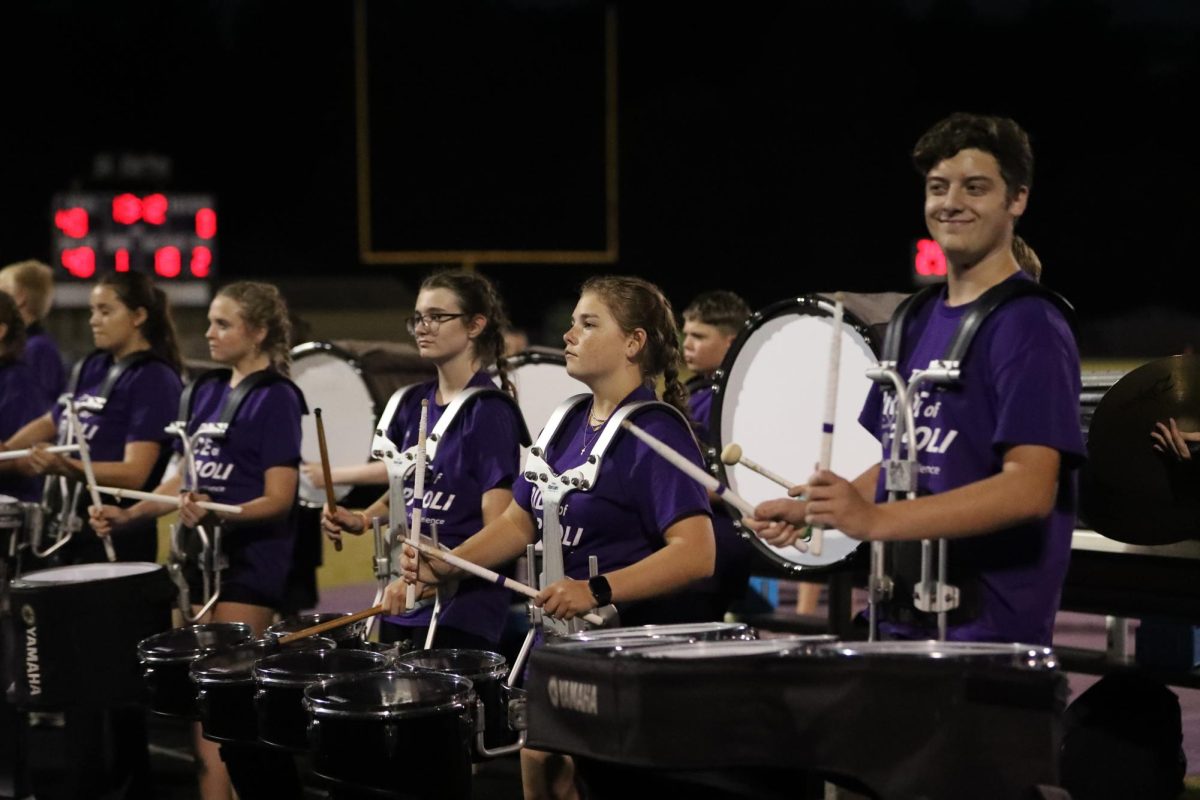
[405, 312, 467, 335]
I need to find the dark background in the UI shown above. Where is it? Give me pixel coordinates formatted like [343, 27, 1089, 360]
[2, 0, 1198, 355]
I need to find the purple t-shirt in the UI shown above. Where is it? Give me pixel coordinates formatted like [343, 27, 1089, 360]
[858, 274, 1084, 645]
[185, 375, 304, 602]
[0, 360, 43, 501]
[513, 385, 712, 583]
[25, 324, 67, 414]
[53, 351, 182, 468]
[383, 371, 523, 641]
[687, 380, 715, 445]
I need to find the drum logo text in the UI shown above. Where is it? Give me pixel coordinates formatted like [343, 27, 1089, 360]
[547, 676, 597, 715]
[24, 626, 40, 696]
[20, 604, 35, 627]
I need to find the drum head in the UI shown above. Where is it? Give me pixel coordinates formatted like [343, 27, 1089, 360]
[504, 349, 587, 449]
[305, 670, 474, 720]
[713, 296, 881, 573]
[15, 561, 162, 584]
[191, 637, 336, 683]
[267, 612, 365, 642]
[138, 623, 253, 663]
[635, 637, 833, 659]
[396, 649, 507, 682]
[291, 344, 380, 506]
[255, 649, 391, 687]
[816, 640, 1058, 668]
[554, 622, 753, 644]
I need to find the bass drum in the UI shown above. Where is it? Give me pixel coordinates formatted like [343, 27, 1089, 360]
[503, 348, 587, 450]
[711, 293, 904, 575]
[290, 340, 435, 508]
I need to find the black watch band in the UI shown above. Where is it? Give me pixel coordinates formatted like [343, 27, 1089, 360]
[588, 575, 612, 607]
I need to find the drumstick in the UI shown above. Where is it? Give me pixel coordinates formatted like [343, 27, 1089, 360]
[314, 408, 342, 552]
[406, 400, 429, 611]
[621, 421, 760, 521]
[408, 539, 607, 627]
[277, 606, 383, 645]
[67, 407, 116, 562]
[719, 443, 799, 492]
[0, 444, 81, 462]
[811, 293, 845, 556]
[96, 486, 244, 515]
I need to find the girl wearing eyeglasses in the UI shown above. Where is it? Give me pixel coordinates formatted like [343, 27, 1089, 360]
[321, 270, 524, 650]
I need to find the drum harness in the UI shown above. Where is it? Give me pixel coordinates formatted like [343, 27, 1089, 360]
[28, 351, 161, 562]
[867, 279, 1076, 641]
[167, 368, 307, 620]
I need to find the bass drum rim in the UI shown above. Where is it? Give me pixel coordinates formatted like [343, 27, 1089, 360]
[709, 294, 880, 577]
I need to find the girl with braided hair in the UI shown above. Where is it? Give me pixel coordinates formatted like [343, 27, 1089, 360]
[322, 269, 525, 649]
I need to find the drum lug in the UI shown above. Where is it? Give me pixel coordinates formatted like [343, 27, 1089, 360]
[912, 580, 959, 613]
[868, 573, 893, 603]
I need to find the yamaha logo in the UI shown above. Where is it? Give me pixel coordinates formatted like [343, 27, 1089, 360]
[546, 676, 598, 716]
[20, 605, 34, 627]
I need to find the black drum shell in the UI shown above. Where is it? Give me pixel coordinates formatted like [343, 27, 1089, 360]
[254, 649, 391, 751]
[266, 613, 366, 650]
[138, 623, 253, 719]
[395, 648, 514, 756]
[191, 636, 336, 745]
[9, 562, 174, 708]
[305, 671, 475, 799]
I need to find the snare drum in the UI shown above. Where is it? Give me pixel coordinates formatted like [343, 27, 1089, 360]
[266, 612, 367, 650]
[305, 671, 476, 800]
[137, 623, 253, 718]
[191, 636, 336, 745]
[712, 294, 897, 574]
[395, 648, 518, 756]
[9, 562, 174, 708]
[253, 649, 391, 751]
[552, 621, 755, 646]
[291, 340, 435, 507]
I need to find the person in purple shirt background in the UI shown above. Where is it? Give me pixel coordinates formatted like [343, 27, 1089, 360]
[392, 275, 715, 798]
[0, 292, 42, 502]
[680, 290, 762, 619]
[322, 270, 524, 650]
[749, 113, 1084, 646]
[0, 260, 67, 413]
[93, 281, 304, 800]
[5, 271, 183, 565]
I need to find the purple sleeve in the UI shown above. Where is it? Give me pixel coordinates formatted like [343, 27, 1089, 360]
[513, 471, 534, 512]
[126, 364, 182, 443]
[0, 369, 41, 439]
[988, 300, 1085, 463]
[465, 397, 522, 492]
[625, 410, 711, 536]
[858, 382, 883, 442]
[25, 336, 67, 409]
[254, 383, 303, 469]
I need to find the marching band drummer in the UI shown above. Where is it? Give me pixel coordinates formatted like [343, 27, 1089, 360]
[320, 270, 526, 650]
[92, 281, 307, 800]
[390, 275, 715, 800]
[4, 271, 184, 564]
[680, 290, 760, 620]
[0, 259, 66, 413]
[747, 113, 1084, 647]
[0, 292, 42, 502]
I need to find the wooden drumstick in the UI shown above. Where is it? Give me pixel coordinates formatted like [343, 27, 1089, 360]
[811, 292, 845, 556]
[314, 408, 342, 552]
[408, 540, 607, 627]
[719, 443, 799, 492]
[621, 422, 810, 557]
[277, 606, 383, 645]
[406, 400, 429, 610]
[96, 486, 244, 515]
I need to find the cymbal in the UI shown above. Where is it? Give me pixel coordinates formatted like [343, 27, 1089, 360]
[1080, 354, 1200, 545]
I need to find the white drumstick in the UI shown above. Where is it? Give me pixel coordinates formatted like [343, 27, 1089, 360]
[720, 443, 798, 492]
[409, 540, 607, 627]
[622, 421, 756, 519]
[67, 407, 116, 562]
[406, 400, 429, 611]
[0, 444, 81, 462]
[812, 293, 845, 556]
[96, 486, 244, 515]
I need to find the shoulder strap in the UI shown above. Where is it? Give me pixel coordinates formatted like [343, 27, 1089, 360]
[941, 280, 1077, 367]
[69, 350, 164, 412]
[880, 286, 939, 367]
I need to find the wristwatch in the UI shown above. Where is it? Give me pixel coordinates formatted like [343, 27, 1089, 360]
[588, 575, 612, 607]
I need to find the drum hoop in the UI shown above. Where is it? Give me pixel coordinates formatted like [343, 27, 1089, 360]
[254, 651, 392, 687]
[397, 648, 508, 682]
[289, 341, 368, 380]
[12, 561, 164, 587]
[503, 347, 567, 369]
[814, 640, 1057, 665]
[138, 623, 253, 663]
[304, 672, 476, 720]
[708, 295, 879, 576]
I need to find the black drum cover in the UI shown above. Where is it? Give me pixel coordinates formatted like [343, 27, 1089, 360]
[10, 562, 174, 708]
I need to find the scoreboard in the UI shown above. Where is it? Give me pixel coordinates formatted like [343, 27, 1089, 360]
[52, 192, 217, 280]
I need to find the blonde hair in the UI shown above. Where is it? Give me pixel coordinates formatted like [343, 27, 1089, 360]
[0, 260, 55, 321]
[217, 281, 293, 375]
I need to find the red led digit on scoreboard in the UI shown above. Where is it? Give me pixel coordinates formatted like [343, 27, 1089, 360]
[115, 249, 130, 272]
[195, 208, 217, 239]
[113, 194, 142, 225]
[54, 208, 89, 238]
[190, 246, 212, 278]
[62, 247, 96, 279]
[142, 194, 168, 225]
[914, 239, 947, 277]
[154, 246, 182, 278]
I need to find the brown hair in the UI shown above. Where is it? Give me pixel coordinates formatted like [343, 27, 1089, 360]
[913, 112, 1034, 202]
[97, 272, 183, 372]
[682, 290, 751, 336]
[217, 281, 293, 376]
[0, 291, 27, 363]
[580, 275, 688, 417]
[420, 270, 516, 399]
